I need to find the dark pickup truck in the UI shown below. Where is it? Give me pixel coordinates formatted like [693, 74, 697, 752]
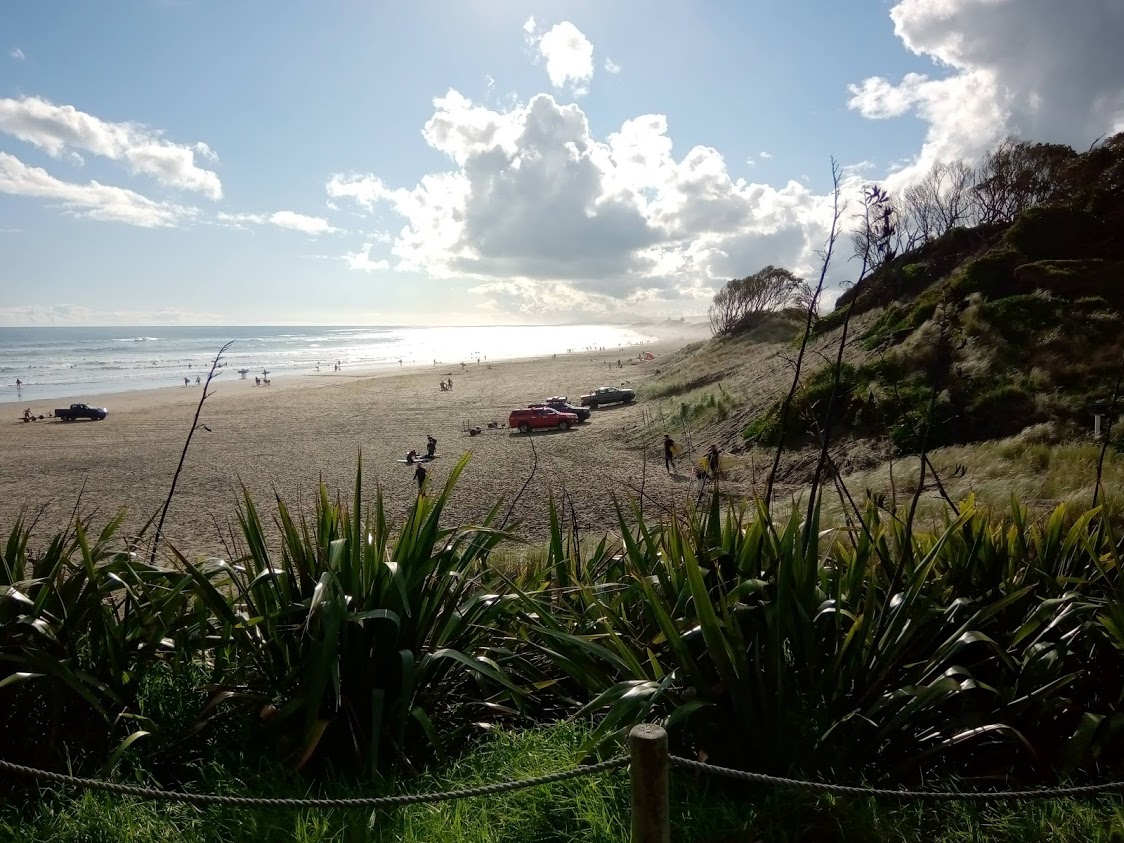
[56, 403, 108, 421]
[579, 386, 635, 408]
[530, 396, 591, 422]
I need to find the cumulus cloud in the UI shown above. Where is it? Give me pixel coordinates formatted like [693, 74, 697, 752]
[524, 18, 595, 96]
[0, 151, 196, 227]
[268, 210, 339, 235]
[215, 209, 341, 235]
[604, 58, 622, 74]
[343, 243, 390, 272]
[9, 48, 25, 61]
[0, 96, 222, 198]
[326, 90, 849, 316]
[759, 151, 772, 159]
[847, 0, 1124, 184]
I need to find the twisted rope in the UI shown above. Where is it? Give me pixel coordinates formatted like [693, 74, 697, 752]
[669, 756, 1124, 801]
[0, 756, 628, 809]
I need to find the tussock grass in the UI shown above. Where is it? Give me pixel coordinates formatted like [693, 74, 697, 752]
[834, 435, 1124, 525]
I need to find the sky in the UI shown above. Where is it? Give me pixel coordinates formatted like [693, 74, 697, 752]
[1, 0, 1122, 327]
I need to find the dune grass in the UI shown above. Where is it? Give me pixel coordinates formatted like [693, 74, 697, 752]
[832, 434, 1124, 526]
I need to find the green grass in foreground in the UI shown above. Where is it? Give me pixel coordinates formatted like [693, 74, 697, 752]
[5, 725, 1124, 843]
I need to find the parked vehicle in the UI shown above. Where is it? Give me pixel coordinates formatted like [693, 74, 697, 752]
[529, 396, 591, 422]
[55, 403, 108, 421]
[579, 386, 635, 408]
[508, 406, 579, 433]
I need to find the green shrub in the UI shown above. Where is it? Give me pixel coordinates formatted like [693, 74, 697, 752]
[959, 383, 1039, 442]
[1003, 206, 1105, 261]
[810, 306, 849, 337]
[974, 293, 1065, 344]
[1013, 259, 1124, 306]
[951, 248, 1026, 299]
[743, 407, 781, 444]
[521, 495, 1124, 781]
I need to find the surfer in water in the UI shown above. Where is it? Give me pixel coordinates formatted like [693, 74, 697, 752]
[663, 434, 677, 474]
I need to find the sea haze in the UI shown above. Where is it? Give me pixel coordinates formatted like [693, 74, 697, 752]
[0, 325, 660, 403]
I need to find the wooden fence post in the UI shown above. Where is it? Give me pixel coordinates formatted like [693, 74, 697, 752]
[630, 723, 670, 843]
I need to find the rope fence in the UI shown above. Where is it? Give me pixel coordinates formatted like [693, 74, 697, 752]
[5, 724, 1124, 843]
[668, 755, 1124, 801]
[0, 756, 628, 810]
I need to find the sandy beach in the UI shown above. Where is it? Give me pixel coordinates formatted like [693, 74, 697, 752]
[2, 332, 714, 558]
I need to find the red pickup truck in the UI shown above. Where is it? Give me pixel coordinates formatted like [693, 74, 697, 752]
[508, 406, 579, 433]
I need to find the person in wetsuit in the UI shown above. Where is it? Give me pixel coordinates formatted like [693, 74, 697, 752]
[663, 434, 677, 474]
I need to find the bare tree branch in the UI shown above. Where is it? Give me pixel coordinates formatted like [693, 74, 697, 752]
[149, 341, 233, 567]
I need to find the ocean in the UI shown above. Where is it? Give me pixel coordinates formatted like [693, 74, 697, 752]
[0, 324, 660, 403]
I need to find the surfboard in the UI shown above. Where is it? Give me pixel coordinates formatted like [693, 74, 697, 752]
[696, 453, 734, 472]
[396, 454, 441, 464]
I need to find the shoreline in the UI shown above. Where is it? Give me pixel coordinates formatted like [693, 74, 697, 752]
[2, 341, 697, 415]
[2, 324, 708, 410]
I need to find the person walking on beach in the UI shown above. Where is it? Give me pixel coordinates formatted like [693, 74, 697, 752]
[426, 435, 437, 459]
[195, 375, 201, 385]
[447, 377, 453, 390]
[706, 445, 721, 480]
[663, 434, 677, 474]
[184, 377, 190, 386]
[414, 463, 427, 494]
[694, 465, 708, 500]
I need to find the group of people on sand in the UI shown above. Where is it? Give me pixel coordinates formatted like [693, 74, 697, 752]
[439, 377, 454, 391]
[404, 436, 439, 492]
[663, 434, 724, 497]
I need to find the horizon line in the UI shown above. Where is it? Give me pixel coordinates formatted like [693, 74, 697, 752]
[0, 317, 702, 330]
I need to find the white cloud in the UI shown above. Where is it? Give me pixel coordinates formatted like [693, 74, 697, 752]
[0, 151, 196, 227]
[325, 173, 388, 212]
[215, 211, 267, 229]
[215, 209, 342, 235]
[0, 304, 224, 326]
[847, 0, 1124, 185]
[326, 90, 854, 317]
[268, 210, 339, 235]
[0, 96, 222, 198]
[604, 58, 622, 74]
[759, 151, 772, 159]
[524, 18, 595, 96]
[343, 243, 390, 272]
[9, 48, 25, 61]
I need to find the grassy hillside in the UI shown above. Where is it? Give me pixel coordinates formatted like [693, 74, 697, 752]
[784, 134, 1124, 453]
[644, 134, 1124, 466]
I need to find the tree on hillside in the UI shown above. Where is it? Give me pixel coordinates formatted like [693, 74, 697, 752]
[972, 137, 1076, 225]
[708, 266, 803, 335]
